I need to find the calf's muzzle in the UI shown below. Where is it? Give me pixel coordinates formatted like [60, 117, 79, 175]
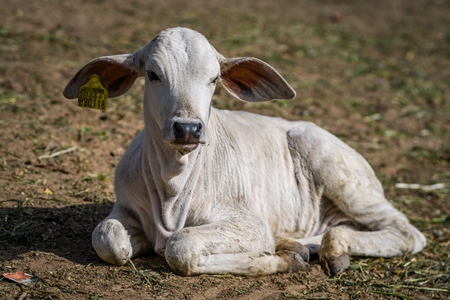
[172, 120, 203, 144]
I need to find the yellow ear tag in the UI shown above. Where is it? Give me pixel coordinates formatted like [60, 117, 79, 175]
[77, 74, 108, 111]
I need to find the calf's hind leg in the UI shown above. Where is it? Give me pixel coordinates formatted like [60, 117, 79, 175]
[287, 122, 426, 276]
[319, 222, 425, 275]
[92, 205, 151, 266]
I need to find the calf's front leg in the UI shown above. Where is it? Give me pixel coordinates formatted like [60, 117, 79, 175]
[164, 219, 309, 276]
[92, 205, 151, 266]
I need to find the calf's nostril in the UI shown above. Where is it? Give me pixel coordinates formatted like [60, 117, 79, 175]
[173, 122, 184, 138]
[193, 123, 202, 138]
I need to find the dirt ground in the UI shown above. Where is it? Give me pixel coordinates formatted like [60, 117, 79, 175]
[1, 0, 449, 299]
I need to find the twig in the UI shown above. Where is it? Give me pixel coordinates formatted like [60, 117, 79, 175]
[38, 146, 77, 159]
[396, 285, 448, 292]
[35, 196, 71, 204]
[283, 294, 330, 300]
[127, 259, 176, 289]
[0, 199, 23, 203]
[347, 141, 383, 150]
[395, 183, 446, 191]
[0, 149, 21, 158]
[210, 274, 235, 278]
[359, 264, 367, 281]
[29, 250, 57, 256]
[127, 259, 153, 286]
[0, 197, 69, 205]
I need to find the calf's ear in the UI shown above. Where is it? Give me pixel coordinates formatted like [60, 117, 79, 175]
[220, 57, 296, 102]
[63, 54, 140, 99]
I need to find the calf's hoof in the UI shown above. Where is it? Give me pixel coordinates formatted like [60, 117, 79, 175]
[275, 250, 310, 273]
[320, 253, 350, 276]
[276, 237, 310, 262]
[293, 243, 310, 263]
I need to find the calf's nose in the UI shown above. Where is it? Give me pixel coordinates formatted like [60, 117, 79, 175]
[172, 120, 203, 143]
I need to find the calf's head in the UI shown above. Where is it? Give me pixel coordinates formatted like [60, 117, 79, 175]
[64, 27, 296, 154]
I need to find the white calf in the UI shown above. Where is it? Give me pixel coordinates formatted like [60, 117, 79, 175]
[63, 27, 426, 276]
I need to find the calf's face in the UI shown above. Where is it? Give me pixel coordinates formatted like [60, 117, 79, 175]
[63, 27, 296, 155]
[140, 30, 220, 154]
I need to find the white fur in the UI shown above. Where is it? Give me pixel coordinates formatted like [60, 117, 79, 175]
[64, 27, 426, 276]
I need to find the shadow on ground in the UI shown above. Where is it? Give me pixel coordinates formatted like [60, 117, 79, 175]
[0, 204, 114, 265]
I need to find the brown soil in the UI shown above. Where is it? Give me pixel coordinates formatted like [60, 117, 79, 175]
[1, 0, 449, 299]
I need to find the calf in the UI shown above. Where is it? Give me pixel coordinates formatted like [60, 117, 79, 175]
[63, 27, 426, 276]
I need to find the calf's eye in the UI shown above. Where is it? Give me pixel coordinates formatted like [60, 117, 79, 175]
[147, 71, 161, 82]
[211, 76, 219, 85]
